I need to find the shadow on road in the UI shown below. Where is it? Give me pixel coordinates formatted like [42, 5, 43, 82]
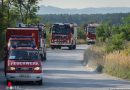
[44, 69, 95, 75]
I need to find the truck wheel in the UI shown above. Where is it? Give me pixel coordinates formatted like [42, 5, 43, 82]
[51, 46, 55, 50]
[40, 54, 44, 61]
[58, 46, 61, 49]
[73, 45, 76, 50]
[87, 42, 90, 45]
[37, 79, 43, 85]
[69, 46, 73, 50]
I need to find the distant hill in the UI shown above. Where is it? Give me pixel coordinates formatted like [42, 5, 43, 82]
[38, 5, 130, 14]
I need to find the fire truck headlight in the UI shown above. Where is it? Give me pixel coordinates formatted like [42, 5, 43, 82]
[10, 67, 15, 71]
[34, 67, 41, 70]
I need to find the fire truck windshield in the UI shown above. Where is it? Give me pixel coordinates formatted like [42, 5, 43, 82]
[52, 25, 70, 34]
[9, 50, 40, 60]
[87, 27, 96, 34]
[10, 40, 35, 47]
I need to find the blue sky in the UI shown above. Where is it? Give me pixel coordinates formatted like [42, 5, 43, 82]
[38, 0, 130, 9]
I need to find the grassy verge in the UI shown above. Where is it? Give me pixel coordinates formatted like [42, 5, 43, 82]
[104, 50, 130, 79]
[83, 44, 130, 79]
[83, 45, 105, 72]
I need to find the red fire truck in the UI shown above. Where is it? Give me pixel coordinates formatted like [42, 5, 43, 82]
[50, 23, 77, 50]
[85, 23, 99, 44]
[6, 27, 46, 61]
[6, 47, 43, 85]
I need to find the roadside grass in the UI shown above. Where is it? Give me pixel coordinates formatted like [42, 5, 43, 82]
[104, 50, 130, 79]
[83, 44, 130, 80]
[83, 45, 105, 72]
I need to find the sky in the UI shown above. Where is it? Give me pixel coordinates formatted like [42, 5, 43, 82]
[38, 0, 130, 9]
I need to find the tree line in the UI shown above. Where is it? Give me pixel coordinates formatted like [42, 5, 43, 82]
[39, 13, 130, 25]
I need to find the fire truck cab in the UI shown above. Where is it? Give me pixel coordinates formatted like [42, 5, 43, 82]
[6, 47, 43, 85]
[50, 23, 77, 50]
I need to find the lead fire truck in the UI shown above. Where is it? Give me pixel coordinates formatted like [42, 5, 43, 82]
[6, 47, 43, 85]
[85, 23, 100, 44]
[50, 23, 77, 50]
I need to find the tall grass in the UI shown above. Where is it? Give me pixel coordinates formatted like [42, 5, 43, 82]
[104, 50, 130, 79]
[84, 45, 130, 79]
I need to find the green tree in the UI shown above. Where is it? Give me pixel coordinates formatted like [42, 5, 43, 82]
[96, 23, 112, 42]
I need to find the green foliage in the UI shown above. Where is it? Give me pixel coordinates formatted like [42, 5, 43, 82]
[105, 33, 124, 53]
[77, 27, 86, 39]
[96, 23, 111, 42]
[96, 19, 130, 53]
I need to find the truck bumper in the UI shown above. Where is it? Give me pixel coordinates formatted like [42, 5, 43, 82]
[50, 43, 72, 47]
[6, 73, 43, 81]
[87, 39, 96, 43]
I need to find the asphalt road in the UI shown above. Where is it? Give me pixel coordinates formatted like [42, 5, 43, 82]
[0, 45, 130, 90]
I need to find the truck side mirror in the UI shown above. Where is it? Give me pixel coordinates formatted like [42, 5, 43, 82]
[72, 30, 74, 34]
[71, 28, 74, 34]
[40, 54, 44, 61]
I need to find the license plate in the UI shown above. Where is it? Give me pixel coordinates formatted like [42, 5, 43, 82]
[19, 74, 30, 78]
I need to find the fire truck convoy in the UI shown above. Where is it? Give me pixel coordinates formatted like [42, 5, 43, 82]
[6, 27, 46, 61]
[85, 23, 99, 44]
[50, 23, 77, 50]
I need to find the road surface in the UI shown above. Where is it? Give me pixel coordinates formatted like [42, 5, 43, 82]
[0, 45, 130, 90]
